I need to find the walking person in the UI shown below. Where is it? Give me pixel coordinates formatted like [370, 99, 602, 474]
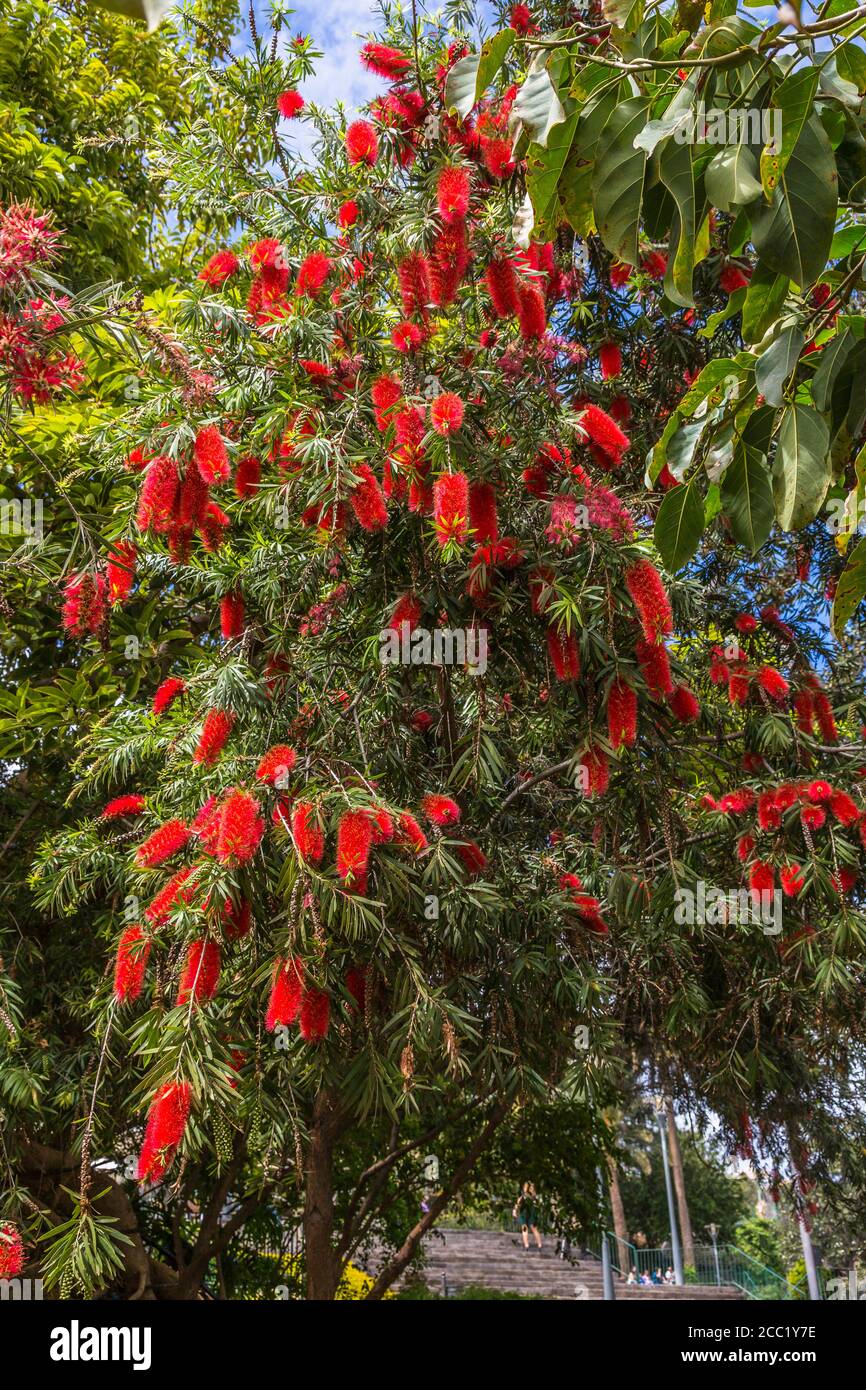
[513, 1181, 543, 1251]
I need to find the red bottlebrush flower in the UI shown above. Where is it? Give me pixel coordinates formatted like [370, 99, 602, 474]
[114, 925, 151, 1004]
[609, 260, 631, 288]
[137, 455, 180, 533]
[792, 689, 815, 736]
[0, 1224, 24, 1280]
[135, 819, 191, 868]
[392, 321, 423, 353]
[469, 482, 498, 545]
[749, 860, 775, 899]
[636, 639, 673, 698]
[430, 392, 464, 436]
[277, 89, 305, 119]
[719, 262, 751, 294]
[737, 833, 756, 862]
[700, 794, 718, 811]
[485, 257, 521, 317]
[719, 789, 756, 814]
[177, 462, 210, 531]
[758, 666, 789, 701]
[421, 794, 461, 827]
[360, 41, 412, 79]
[198, 250, 239, 286]
[801, 805, 826, 830]
[153, 676, 185, 717]
[220, 591, 245, 641]
[430, 222, 470, 306]
[609, 395, 631, 425]
[409, 710, 433, 733]
[349, 462, 389, 531]
[830, 790, 859, 826]
[345, 965, 366, 1014]
[265, 957, 304, 1030]
[547, 624, 580, 682]
[397, 252, 432, 318]
[337, 200, 358, 228]
[728, 671, 749, 706]
[437, 165, 471, 224]
[572, 895, 609, 934]
[599, 341, 622, 379]
[137, 1081, 191, 1183]
[774, 784, 798, 810]
[367, 807, 395, 844]
[581, 746, 610, 799]
[102, 794, 146, 819]
[608, 678, 637, 749]
[668, 684, 700, 723]
[176, 939, 220, 1005]
[216, 791, 265, 865]
[813, 690, 838, 743]
[194, 425, 231, 485]
[396, 811, 428, 852]
[299, 986, 330, 1043]
[61, 571, 107, 637]
[579, 404, 630, 466]
[256, 744, 297, 786]
[235, 454, 261, 498]
[757, 792, 782, 832]
[336, 809, 374, 892]
[249, 238, 287, 274]
[433, 471, 469, 546]
[345, 119, 378, 166]
[145, 866, 196, 926]
[509, 3, 534, 33]
[625, 559, 673, 643]
[296, 251, 331, 298]
[107, 539, 136, 604]
[292, 801, 325, 864]
[387, 591, 423, 638]
[735, 613, 757, 633]
[299, 358, 332, 381]
[456, 839, 487, 879]
[832, 867, 857, 895]
[781, 864, 805, 898]
[640, 250, 667, 279]
[517, 282, 546, 340]
[807, 780, 832, 803]
[371, 374, 402, 431]
[193, 708, 234, 766]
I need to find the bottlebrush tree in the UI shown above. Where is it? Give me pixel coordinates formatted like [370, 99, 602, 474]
[7, 1, 866, 1299]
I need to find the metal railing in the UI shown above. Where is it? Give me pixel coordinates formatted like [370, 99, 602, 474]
[593, 1232, 809, 1300]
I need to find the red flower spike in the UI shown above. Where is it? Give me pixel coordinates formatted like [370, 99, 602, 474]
[608, 679, 637, 748]
[216, 791, 264, 865]
[102, 794, 146, 820]
[299, 986, 330, 1042]
[135, 819, 191, 869]
[421, 794, 461, 827]
[265, 956, 305, 1030]
[345, 120, 378, 166]
[114, 925, 151, 1004]
[256, 745, 297, 786]
[193, 708, 234, 766]
[336, 809, 374, 892]
[194, 425, 231, 485]
[176, 939, 220, 1006]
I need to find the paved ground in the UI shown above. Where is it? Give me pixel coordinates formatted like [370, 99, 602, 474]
[397, 1228, 745, 1301]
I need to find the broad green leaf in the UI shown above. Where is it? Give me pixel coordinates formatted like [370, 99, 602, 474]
[593, 97, 650, 265]
[773, 402, 831, 529]
[751, 116, 838, 289]
[759, 66, 819, 199]
[444, 54, 481, 119]
[811, 329, 855, 412]
[654, 480, 705, 571]
[476, 28, 516, 96]
[659, 135, 695, 306]
[559, 159, 595, 236]
[832, 535, 866, 634]
[755, 325, 804, 407]
[511, 58, 567, 148]
[741, 263, 789, 344]
[705, 144, 763, 212]
[526, 111, 579, 234]
[720, 444, 774, 552]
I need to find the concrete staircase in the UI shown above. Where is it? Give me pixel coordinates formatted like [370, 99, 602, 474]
[402, 1228, 744, 1301]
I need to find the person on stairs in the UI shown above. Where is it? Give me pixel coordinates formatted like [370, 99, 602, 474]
[513, 1181, 543, 1251]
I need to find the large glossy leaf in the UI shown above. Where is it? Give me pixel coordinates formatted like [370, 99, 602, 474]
[811, 329, 855, 412]
[773, 403, 831, 530]
[705, 143, 763, 212]
[511, 57, 567, 148]
[476, 28, 516, 96]
[526, 111, 579, 235]
[444, 54, 482, 119]
[751, 116, 838, 289]
[755, 326, 804, 407]
[593, 98, 650, 265]
[659, 136, 695, 306]
[759, 66, 819, 199]
[720, 444, 774, 553]
[654, 480, 705, 571]
[741, 263, 789, 344]
[832, 535, 866, 635]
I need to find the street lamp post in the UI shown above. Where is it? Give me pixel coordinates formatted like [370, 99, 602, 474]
[655, 1102, 685, 1286]
[595, 1166, 616, 1301]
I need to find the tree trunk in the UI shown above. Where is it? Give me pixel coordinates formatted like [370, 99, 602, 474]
[665, 1100, 695, 1269]
[304, 1090, 344, 1300]
[605, 1154, 630, 1273]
